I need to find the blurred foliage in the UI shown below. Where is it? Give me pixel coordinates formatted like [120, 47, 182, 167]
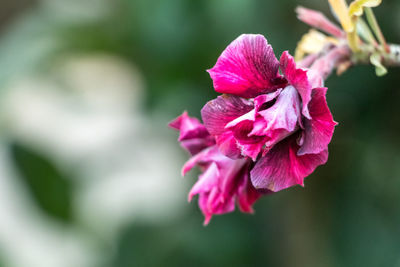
[111, 205, 283, 267]
[10, 142, 73, 223]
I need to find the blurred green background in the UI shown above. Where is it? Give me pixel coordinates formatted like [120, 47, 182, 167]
[0, 0, 399, 266]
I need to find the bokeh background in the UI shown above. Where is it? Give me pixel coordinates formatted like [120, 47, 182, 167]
[0, 0, 400, 266]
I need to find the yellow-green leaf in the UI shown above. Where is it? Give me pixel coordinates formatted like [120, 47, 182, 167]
[349, 0, 382, 18]
[370, 52, 388, 76]
[328, 0, 354, 32]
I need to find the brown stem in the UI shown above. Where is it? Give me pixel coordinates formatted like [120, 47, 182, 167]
[301, 43, 400, 82]
[352, 44, 400, 67]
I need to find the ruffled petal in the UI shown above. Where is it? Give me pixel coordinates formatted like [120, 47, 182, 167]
[201, 94, 253, 158]
[225, 109, 256, 128]
[221, 86, 301, 160]
[201, 95, 253, 135]
[280, 51, 312, 119]
[250, 135, 328, 192]
[186, 147, 252, 225]
[181, 146, 219, 176]
[208, 34, 284, 98]
[169, 111, 214, 155]
[215, 132, 242, 159]
[252, 86, 301, 147]
[198, 190, 235, 225]
[224, 110, 266, 161]
[297, 87, 337, 155]
[179, 137, 215, 156]
[188, 162, 220, 202]
[231, 120, 266, 161]
[254, 89, 282, 112]
[169, 111, 209, 141]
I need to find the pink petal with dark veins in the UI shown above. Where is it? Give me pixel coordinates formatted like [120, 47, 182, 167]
[280, 51, 312, 119]
[222, 86, 301, 160]
[250, 135, 328, 192]
[188, 149, 251, 224]
[208, 34, 283, 98]
[183, 143, 262, 224]
[251, 86, 301, 147]
[201, 94, 253, 158]
[297, 87, 337, 156]
[169, 111, 215, 155]
[201, 95, 253, 136]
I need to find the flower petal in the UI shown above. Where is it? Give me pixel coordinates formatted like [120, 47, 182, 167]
[199, 190, 235, 225]
[188, 162, 220, 202]
[182, 146, 219, 176]
[169, 111, 209, 140]
[222, 86, 301, 160]
[187, 148, 250, 225]
[223, 109, 266, 161]
[201, 95, 254, 135]
[280, 51, 312, 119]
[236, 170, 263, 213]
[230, 120, 267, 161]
[254, 89, 282, 112]
[225, 109, 256, 129]
[179, 137, 215, 156]
[295, 6, 345, 38]
[252, 86, 301, 147]
[250, 135, 328, 192]
[208, 34, 283, 98]
[169, 111, 215, 155]
[215, 132, 242, 159]
[297, 87, 337, 155]
[201, 94, 253, 158]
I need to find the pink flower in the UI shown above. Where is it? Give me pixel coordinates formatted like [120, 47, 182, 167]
[169, 112, 262, 225]
[170, 34, 338, 223]
[202, 34, 337, 192]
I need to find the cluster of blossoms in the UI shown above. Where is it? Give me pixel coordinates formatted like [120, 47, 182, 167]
[170, 34, 337, 224]
[170, 0, 400, 224]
